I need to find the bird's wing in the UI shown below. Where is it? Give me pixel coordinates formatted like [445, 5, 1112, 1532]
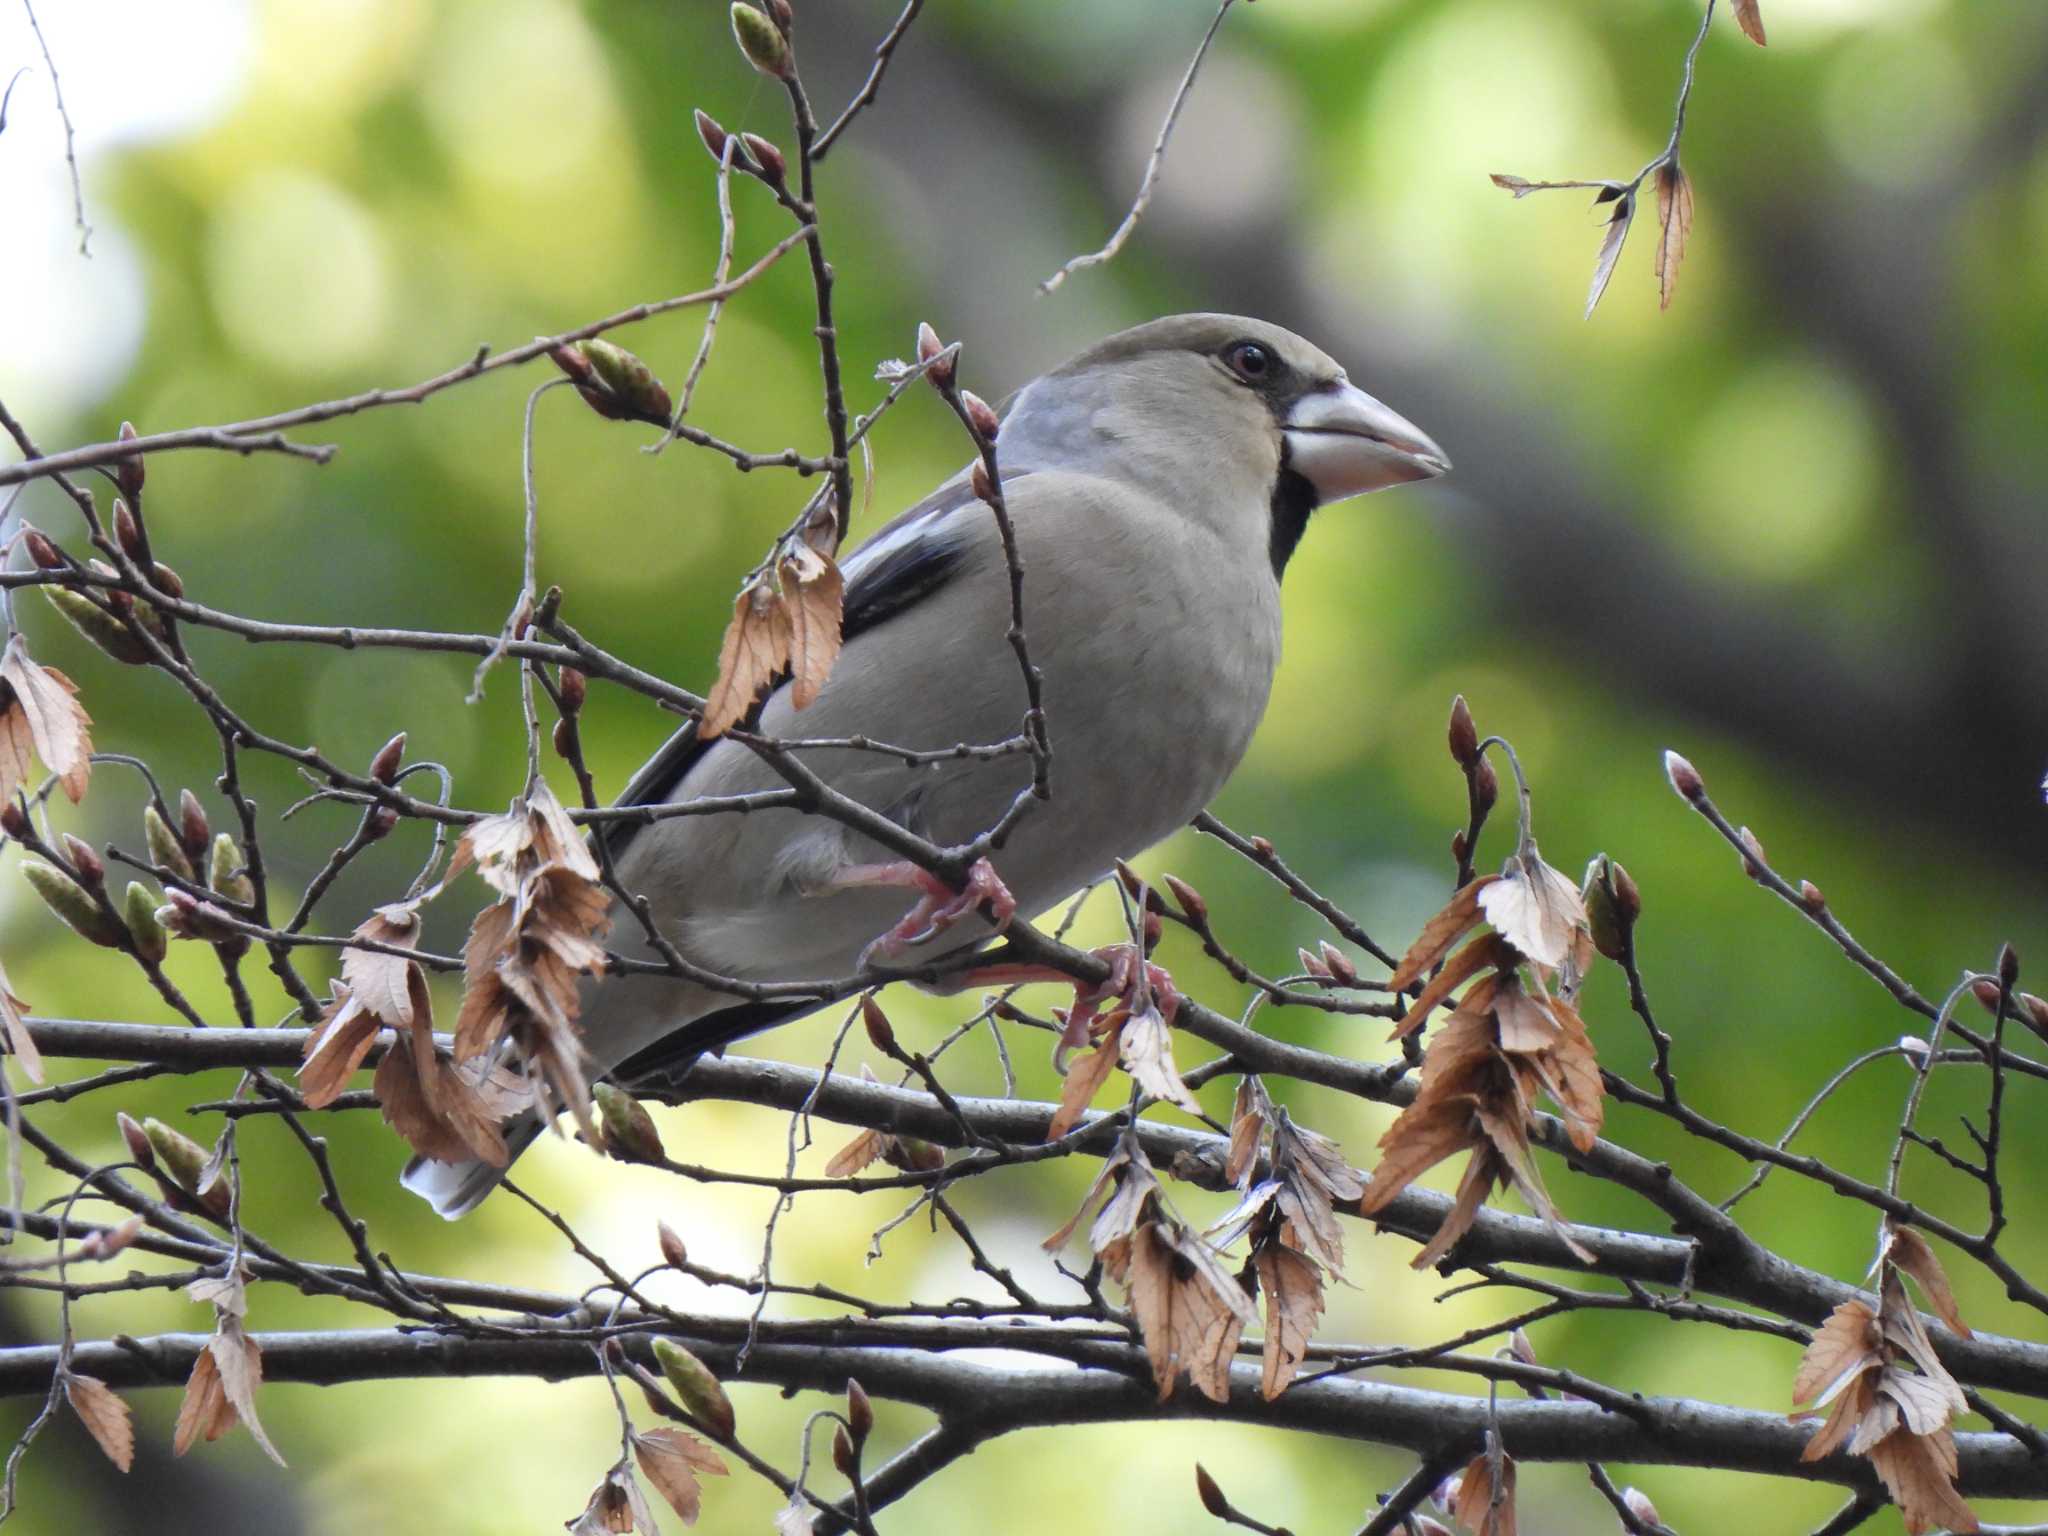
[600, 471, 1017, 856]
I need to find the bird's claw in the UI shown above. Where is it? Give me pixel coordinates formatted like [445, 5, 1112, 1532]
[859, 858, 1016, 968]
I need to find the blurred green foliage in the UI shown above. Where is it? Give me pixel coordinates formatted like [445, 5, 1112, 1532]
[3, 0, 2046, 1532]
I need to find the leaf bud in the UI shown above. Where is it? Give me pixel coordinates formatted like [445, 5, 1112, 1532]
[1163, 873, 1207, 925]
[1969, 977, 2002, 1015]
[156, 887, 243, 946]
[117, 1111, 155, 1170]
[142, 1118, 212, 1199]
[657, 1220, 688, 1269]
[1662, 749, 1705, 803]
[1247, 835, 1273, 858]
[739, 132, 785, 185]
[730, 3, 793, 78]
[1998, 942, 2020, 990]
[916, 322, 953, 390]
[0, 802, 28, 839]
[1447, 694, 1479, 768]
[881, 1135, 945, 1173]
[61, 833, 105, 891]
[593, 1081, 666, 1163]
[369, 732, 406, 785]
[1141, 910, 1163, 952]
[693, 108, 732, 164]
[558, 667, 587, 717]
[860, 993, 896, 1052]
[970, 458, 994, 504]
[23, 529, 65, 570]
[21, 859, 125, 947]
[116, 422, 144, 504]
[1297, 946, 1330, 980]
[1319, 941, 1358, 985]
[1582, 854, 1635, 963]
[112, 498, 144, 560]
[1736, 826, 1766, 879]
[123, 881, 168, 963]
[762, 0, 793, 33]
[578, 338, 673, 427]
[178, 790, 210, 862]
[1621, 1487, 1661, 1530]
[209, 834, 255, 907]
[1471, 756, 1499, 815]
[1799, 878, 1825, 912]
[365, 805, 399, 840]
[652, 1338, 736, 1436]
[831, 1425, 856, 1478]
[1194, 1465, 1229, 1519]
[960, 390, 999, 443]
[552, 717, 577, 761]
[41, 586, 151, 665]
[149, 562, 183, 599]
[845, 1378, 873, 1445]
[146, 803, 196, 880]
[1450, 829, 1468, 864]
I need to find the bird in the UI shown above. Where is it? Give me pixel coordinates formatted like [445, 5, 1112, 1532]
[403, 312, 1448, 1217]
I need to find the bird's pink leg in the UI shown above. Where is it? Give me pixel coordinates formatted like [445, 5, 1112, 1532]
[839, 857, 1018, 967]
[933, 943, 1181, 1058]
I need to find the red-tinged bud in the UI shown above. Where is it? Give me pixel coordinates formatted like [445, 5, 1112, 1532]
[658, 1220, 689, 1269]
[1163, 873, 1207, 925]
[1141, 910, 1163, 952]
[1298, 946, 1330, 980]
[762, 0, 793, 33]
[861, 993, 896, 1052]
[961, 390, 999, 443]
[24, 529, 65, 569]
[882, 1136, 944, 1173]
[1472, 756, 1499, 815]
[1248, 835, 1273, 858]
[102, 585, 135, 619]
[0, 802, 28, 840]
[1450, 829, 1468, 863]
[1970, 977, 2003, 1014]
[845, 1378, 873, 1445]
[593, 1082, 666, 1163]
[970, 458, 994, 504]
[694, 109, 731, 163]
[549, 342, 596, 387]
[831, 1425, 856, 1478]
[730, 3, 793, 78]
[1195, 1465, 1229, 1519]
[113, 499, 144, 559]
[365, 805, 399, 840]
[1737, 826, 1765, 878]
[156, 887, 242, 946]
[1448, 694, 1479, 768]
[179, 789, 210, 862]
[1611, 860, 1641, 924]
[1114, 860, 1144, 900]
[740, 131, 786, 184]
[1998, 942, 2020, 989]
[551, 717, 576, 761]
[151, 562, 183, 599]
[1663, 749, 1705, 803]
[1319, 941, 1358, 985]
[559, 667, 587, 716]
[1799, 879, 1825, 911]
[578, 338, 673, 427]
[1508, 1327, 1538, 1366]
[369, 732, 406, 785]
[1621, 1487, 1661, 1530]
[61, 833, 104, 890]
[2020, 993, 2048, 1042]
[117, 422, 144, 504]
[601, 1337, 626, 1369]
[916, 322, 953, 390]
[80, 1214, 144, 1261]
[116, 1111, 155, 1169]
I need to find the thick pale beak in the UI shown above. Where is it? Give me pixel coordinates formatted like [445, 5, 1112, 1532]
[1283, 380, 1450, 503]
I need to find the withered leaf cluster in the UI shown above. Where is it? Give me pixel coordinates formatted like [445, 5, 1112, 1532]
[1360, 850, 1603, 1268]
[823, 1064, 945, 1177]
[1792, 1234, 1978, 1534]
[1047, 952, 1198, 1140]
[0, 633, 92, 808]
[1438, 1450, 1519, 1536]
[701, 516, 845, 738]
[174, 1268, 284, 1468]
[570, 1430, 728, 1533]
[449, 779, 613, 1140]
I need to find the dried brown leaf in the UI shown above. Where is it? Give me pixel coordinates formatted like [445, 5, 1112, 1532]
[340, 902, 423, 1027]
[1585, 193, 1635, 319]
[1653, 161, 1695, 310]
[1392, 933, 1506, 1041]
[1387, 877, 1497, 992]
[0, 954, 40, 1084]
[1492, 978, 1561, 1054]
[1868, 1425, 1978, 1535]
[1119, 1004, 1201, 1118]
[298, 987, 382, 1109]
[209, 1318, 284, 1466]
[1225, 1077, 1268, 1187]
[64, 1373, 134, 1472]
[1358, 1097, 1481, 1218]
[1126, 1221, 1254, 1403]
[1412, 1144, 1503, 1271]
[1048, 1016, 1125, 1141]
[824, 1127, 887, 1179]
[702, 580, 791, 738]
[1799, 1368, 1874, 1463]
[778, 543, 844, 710]
[1731, 0, 1767, 46]
[1878, 1270, 1965, 1412]
[171, 1346, 235, 1456]
[1254, 1242, 1323, 1400]
[0, 636, 92, 803]
[633, 1427, 727, 1526]
[1452, 1451, 1518, 1536]
[1793, 1299, 1882, 1407]
[1886, 1226, 1970, 1337]
[1480, 851, 1588, 970]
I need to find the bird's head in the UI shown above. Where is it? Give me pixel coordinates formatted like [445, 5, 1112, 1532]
[1004, 313, 1448, 574]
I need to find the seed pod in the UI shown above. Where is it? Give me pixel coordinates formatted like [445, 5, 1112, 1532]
[117, 422, 144, 504]
[21, 859, 125, 947]
[593, 1082, 665, 1163]
[209, 834, 255, 907]
[178, 789, 210, 863]
[652, 1339, 735, 1437]
[729, 2, 792, 77]
[123, 881, 168, 963]
[41, 586, 152, 665]
[369, 732, 406, 785]
[61, 834, 105, 891]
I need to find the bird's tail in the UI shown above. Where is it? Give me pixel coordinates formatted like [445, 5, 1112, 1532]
[400, 1112, 546, 1220]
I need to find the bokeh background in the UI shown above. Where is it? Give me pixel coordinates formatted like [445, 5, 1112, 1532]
[3, 0, 2046, 1531]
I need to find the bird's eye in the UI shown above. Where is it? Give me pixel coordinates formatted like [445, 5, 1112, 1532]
[1223, 341, 1272, 382]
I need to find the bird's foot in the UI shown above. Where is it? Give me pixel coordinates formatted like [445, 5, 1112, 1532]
[851, 857, 1017, 968]
[1052, 943, 1181, 1057]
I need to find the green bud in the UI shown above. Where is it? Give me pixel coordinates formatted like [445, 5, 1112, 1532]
[593, 1081, 665, 1163]
[576, 339, 673, 427]
[41, 585, 152, 665]
[142, 1117, 231, 1219]
[123, 882, 168, 963]
[730, 2, 791, 78]
[1582, 854, 1637, 963]
[143, 804, 195, 882]
[652, 1338, 735, 1436]
[208, 834, 255, 907]
[21, 859, 125, 947]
